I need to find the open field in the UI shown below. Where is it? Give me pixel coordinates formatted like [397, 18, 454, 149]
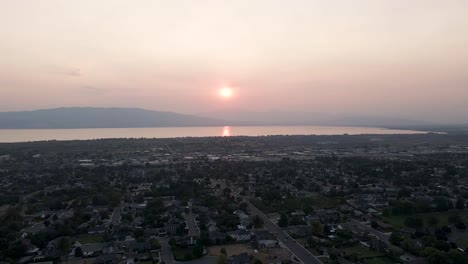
[173, 247, 195, 261]
[381, 210, 468, 228]
[208, 244, 291, 263]
[363, 257, 394, 264]
[76, 234, 104, 244]
[341, 245, 386, 259]
[318, 257, 335, 264]
[254, 195, 343, 214]
[448, 230, 468, 249]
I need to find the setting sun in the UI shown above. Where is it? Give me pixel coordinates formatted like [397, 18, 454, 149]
[219, 87, 233, 99]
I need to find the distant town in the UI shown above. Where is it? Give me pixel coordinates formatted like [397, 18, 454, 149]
[1, 133, 468, 264]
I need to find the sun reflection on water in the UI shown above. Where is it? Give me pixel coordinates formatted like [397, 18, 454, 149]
[222, 126, 231, 137]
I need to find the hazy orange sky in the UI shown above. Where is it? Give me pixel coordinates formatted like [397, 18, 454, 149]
[1, 0, 467, 123]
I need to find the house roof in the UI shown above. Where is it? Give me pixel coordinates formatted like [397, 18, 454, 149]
[229, 252, 250, 264]
[253, 230, 273, 240]
[80, 242, 110, 253]
[129, 241, 151, 251]
[236, 230, 251, 236]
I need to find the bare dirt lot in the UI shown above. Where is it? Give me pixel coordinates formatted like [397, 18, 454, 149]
[208, 244, 292, 263]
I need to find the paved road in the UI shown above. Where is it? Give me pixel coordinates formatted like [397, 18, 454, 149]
[160, 239, 216, 264]
[246, 200, 322, 264]
[349, 219, 421, 261]
[212, 180, 322, 263]
[215, 180, 321, 263]
[349, 219, 390, 245]
[216, 179, 321, 264]
[160, 239, 175, 264]
[184, 212, 200, 237]
[110, 203, 124, 226]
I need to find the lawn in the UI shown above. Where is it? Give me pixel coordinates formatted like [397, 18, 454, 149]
[150, 252, 159, 263]
[459, 237, 468, 248]
[341, 245, 385, 259]
[381, 210, 468, 228]
[208, 244, 290, 264]
[173, 247, 195, 261]
[449, 231, 468, 249]
[458, 237, 468, 249]
[76, 234, 104, 244]
[318, 257, 335, 264]
[254, 195, 343, 213]
[208, 244, 252, 257]
[363, 257, 394, 264]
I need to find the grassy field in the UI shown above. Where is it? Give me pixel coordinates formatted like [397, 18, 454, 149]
[341, 245, 385, 259]
[254, 195, 343, 213]
[449, 231, 468, 249]
[173, 247, 195, 261]
[208, 244, 253, 257]
[381, 210, 468, 228]
[150, 252, 159, 263]
[363, 257, 394, 264]
[318, 257, 335, 264]
[208, 244, 290, 264]
[458, 237, 468, 248]
[76, 234, 104, 244]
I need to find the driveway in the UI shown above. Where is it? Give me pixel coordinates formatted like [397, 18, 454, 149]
[159, 239, 216, 264]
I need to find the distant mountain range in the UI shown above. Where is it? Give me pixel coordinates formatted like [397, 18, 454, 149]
[198, 110, 439, 129]
[0, 107, 447, 129]
[0, 108, 229, 129]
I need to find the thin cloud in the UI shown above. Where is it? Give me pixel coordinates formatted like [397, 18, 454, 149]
[80, 86, 112, 93]
[44, 65, 81, 77]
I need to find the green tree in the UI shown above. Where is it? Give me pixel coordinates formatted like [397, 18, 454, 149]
[311, 221, 324, 237]
[58, 237, 71, 253]
[448, 214, 461, 224]
[455, 198, 465, 210]
[389, 232, 403, 246]
[217, 253, 228, 264]
[278, 213, 288, 227]
[184, 252, 193, 260]
[253, 215, 264, 229]
[220, 248, 227, 255]
[74, 247, 83, 257]
[169, 238, 176, 248]
[448, 249, 468, 264]
[151, 239, 161, 250]
[223, 188, 232, 196]
[404, 216, 423, 228]
[192, 244, 204, 258]
[134, 228, 144, 238]
[434, 197, 452, 212]
[427, 216, 439, 227]
[428, 250, 450, 264]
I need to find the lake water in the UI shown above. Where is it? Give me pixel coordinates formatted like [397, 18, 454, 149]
[0, 126, 427, 143]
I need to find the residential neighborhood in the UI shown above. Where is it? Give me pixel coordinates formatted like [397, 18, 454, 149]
[1, 134, 468, 264]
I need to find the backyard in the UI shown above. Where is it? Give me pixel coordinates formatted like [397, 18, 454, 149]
[341, 244, 386, 260]
[76, 234, 104, 244]
[381, 210, 468, 228]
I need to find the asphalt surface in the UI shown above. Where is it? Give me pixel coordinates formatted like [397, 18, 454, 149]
[160, 239, 216, 264]
[110, 203, 123, 226]
[160, 239, 175, 264]
[245, 200, 323, 264]
[214, 179, 322, 264]
[349, 219, 390, 245]
[349, 219, 421, 261]
[184, 212, 200, 237]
